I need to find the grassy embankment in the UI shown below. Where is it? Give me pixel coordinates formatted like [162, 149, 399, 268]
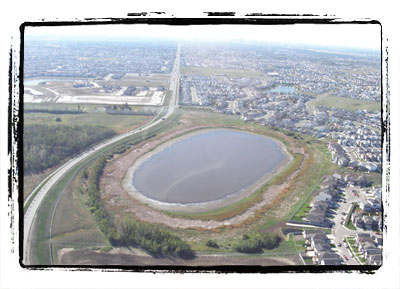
[288, 140, 339, 222]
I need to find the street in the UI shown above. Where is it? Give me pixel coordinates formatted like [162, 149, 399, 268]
[331, 185, 375, 265]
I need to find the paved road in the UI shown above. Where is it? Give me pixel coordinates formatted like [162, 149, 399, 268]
[23, 43, 181, 265]
[331, 185, 375, 265]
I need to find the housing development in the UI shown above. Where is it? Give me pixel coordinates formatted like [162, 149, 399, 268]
[22, 36, 383, 268]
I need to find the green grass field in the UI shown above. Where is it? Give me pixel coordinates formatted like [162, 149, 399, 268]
[181, 66, 268, 79]
[315, 95, 380, 112]
[25, 110, 152, 134]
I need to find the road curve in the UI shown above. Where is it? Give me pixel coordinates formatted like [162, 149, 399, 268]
[23, 43, 181, 265]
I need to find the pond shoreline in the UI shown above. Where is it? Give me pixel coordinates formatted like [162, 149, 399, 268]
[122, 127, 293, 213]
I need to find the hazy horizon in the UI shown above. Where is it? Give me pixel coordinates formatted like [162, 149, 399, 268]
[25, 23, 381, 51]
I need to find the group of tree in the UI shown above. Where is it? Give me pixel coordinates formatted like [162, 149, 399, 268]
[234, 233, 281, 254]
[83, 157, 195, 259]
[119, 218, 195, 259]
[24, 106, 85, 114]
[84, 157, 118, 242]
[24, 124, 116, 174]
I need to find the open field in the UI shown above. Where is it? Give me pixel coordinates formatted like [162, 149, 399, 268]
[25, 108, 153, 134]
[181, 66, 268, 79]
[315, 95, 380, 111]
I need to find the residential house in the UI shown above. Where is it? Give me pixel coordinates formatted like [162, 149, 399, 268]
[369, 254, 382, 265]
[364, 248, 382, 260]
[359, 199, 373, 213]
[358, 239, 376, 254]
[319, 251, 342, 265]
[352, 212, 364, 229]
[303, 229, 325, 239]
[362, 215, 375, 231]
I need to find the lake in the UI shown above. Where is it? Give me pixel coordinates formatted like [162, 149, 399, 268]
[132, 129, 286, 204]
[269, 86, 295, 93]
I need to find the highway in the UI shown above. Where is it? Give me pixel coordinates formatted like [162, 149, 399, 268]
[23, 43, 181, 265]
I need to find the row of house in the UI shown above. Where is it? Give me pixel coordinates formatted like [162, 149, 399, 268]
[305, 175, 345, 227]
[329, 143, 351, 167]
[352, 212, 382, 231]
[355, 233, 382, 265]
[303, 230, 342, 265]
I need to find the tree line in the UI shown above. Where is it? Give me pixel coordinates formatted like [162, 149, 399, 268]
[83, 157, 195, 259]
[24, 108, 85, 114]
[24, 124, 115, 174]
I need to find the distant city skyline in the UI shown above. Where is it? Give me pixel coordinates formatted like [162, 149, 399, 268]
[26, 23, 381, 51]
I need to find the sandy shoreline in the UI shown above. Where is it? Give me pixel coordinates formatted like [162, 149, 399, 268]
[122, 128, 293, 213]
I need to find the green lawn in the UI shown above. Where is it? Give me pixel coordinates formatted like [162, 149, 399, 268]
[285, 142, 338, 221]
[315, 95, 380, 112]
[303, 256, 314, 265]
[346, 221, 357, 231]
[290, 198, 312, 221]
[294, 238, 306, 253]
[347, 238, 356, 246]
[366, 172, 383, 187]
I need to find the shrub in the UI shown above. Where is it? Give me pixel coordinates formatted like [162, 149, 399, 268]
[234, 233, 281, 254]
[206, 240, 219, 248]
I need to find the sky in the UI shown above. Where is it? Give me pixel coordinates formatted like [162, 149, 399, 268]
[25, 23, 381, 50]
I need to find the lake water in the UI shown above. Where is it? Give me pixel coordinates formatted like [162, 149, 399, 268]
[132, 129, 286, 204]
[270, 86, 295, 93]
